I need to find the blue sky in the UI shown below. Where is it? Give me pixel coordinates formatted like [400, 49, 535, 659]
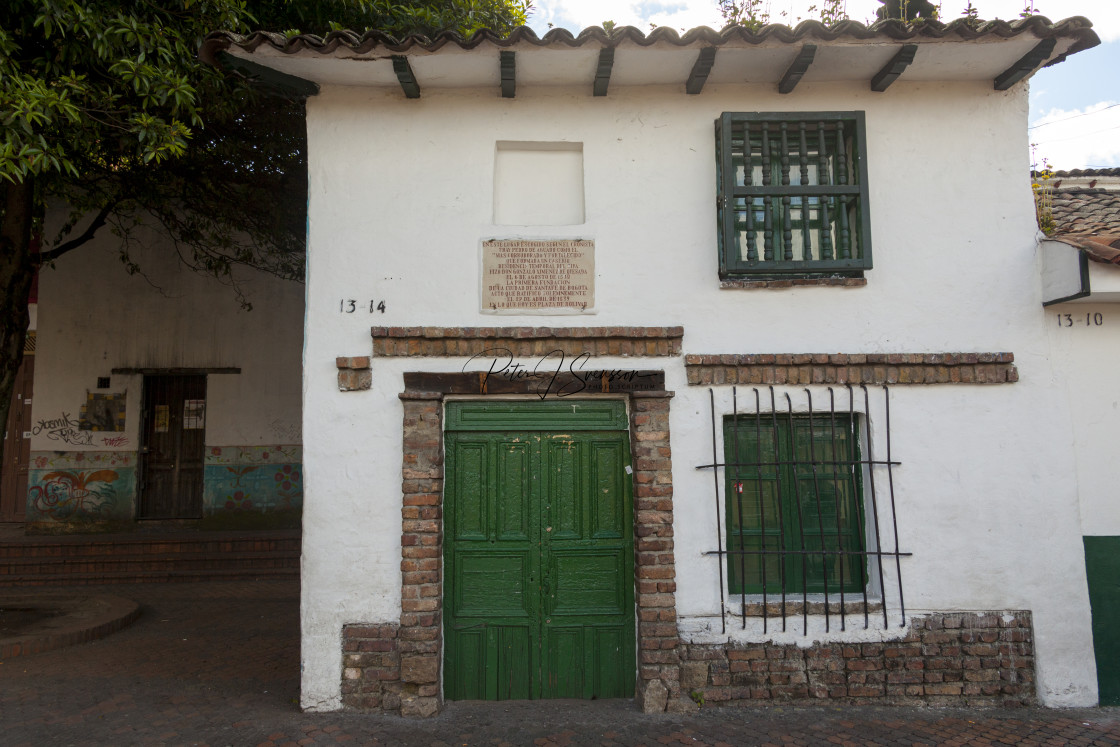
[526, 1, 1120, 169]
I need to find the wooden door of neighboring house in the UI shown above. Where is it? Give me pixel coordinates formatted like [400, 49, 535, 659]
[0, 349, 34, 523]
[138, 374, 206, 519]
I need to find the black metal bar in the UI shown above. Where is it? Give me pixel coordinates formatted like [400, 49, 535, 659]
[709, 388, 726, 635]
[848, 384, 869, 629]
[593, 47, 614, 96]
[732, 388, 748, 629]
[706, 548, 912, 558]
[883, 385, 906, 626]
[861, 384, 890, 629]
[755, 388, 768, 633]
[805, 390, 830, 632]
[784, 393, 809, 634]
[829, 388, 846, 630]
[769, 386, 788, 631]
[686, 47, 717, 94]
[500, 50, 516, 98]
[696, 458, 903, 470]
[871, 44, 918, 92]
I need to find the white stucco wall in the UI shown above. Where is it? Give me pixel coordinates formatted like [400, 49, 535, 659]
[1044, 302, 1120, 537]
[33, 220, 304, 454]
[299, 79, 1097, 709]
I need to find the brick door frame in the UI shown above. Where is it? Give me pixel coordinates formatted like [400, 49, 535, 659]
[395, 380, 683, 715]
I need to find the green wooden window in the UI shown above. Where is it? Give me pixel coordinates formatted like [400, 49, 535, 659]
[716, 112, 872, 278]
[724, 413, 866, 595]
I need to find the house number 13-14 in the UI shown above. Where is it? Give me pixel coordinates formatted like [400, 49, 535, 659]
[1057, 312, 1104, 327]
[340, 299, 386, 313]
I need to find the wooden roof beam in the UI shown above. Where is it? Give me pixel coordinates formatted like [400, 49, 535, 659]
[779, 45, 817, 94]
[870, 44, 918, 92]
[593, 48, 614, 97]
[392, 55, 420, 98]
[994, 38, 1056, 90]
[501, 50, 516, 98]
[685, 47, 717, 95]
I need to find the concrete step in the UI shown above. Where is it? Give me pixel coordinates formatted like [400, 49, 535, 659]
[0, 530, 301, 587]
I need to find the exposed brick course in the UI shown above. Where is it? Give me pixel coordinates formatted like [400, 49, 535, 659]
[685, 353, 1018, 386]
[371, 326, 684, 358]
[679, 611, 1034, 707]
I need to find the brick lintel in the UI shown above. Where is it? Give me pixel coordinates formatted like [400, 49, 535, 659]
[685, 352, 1019, 386]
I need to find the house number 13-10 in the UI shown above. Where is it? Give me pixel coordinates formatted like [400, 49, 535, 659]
[340, 299, 386, 314]
[1057, 312, 1104, 327]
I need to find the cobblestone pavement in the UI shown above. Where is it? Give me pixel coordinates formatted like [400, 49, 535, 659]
[1, 579, 1118, 746]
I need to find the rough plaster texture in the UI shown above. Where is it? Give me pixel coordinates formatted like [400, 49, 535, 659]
[299, 80, 1098, 709]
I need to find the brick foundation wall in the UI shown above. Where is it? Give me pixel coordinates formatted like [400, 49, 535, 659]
[679, 611, 1034, 707]
[685, 353, 1018, 386]
[341, 624, 401, 711]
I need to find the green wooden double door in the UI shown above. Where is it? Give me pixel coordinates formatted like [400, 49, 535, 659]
[444, 400, 635, 701]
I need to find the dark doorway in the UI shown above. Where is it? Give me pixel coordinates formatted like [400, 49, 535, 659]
[139, 375, 206, 519]
[1, 352, 34, 523]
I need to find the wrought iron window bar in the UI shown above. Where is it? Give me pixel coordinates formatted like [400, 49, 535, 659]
[697, 384, 910, 635]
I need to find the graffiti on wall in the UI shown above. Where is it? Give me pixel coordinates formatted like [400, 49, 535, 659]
[31, 412, 94, 446]
[27, 468, 133, 521]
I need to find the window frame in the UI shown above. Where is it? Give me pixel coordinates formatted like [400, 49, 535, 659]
[716, 111, 873, 279]
[723, 412, 868, 596]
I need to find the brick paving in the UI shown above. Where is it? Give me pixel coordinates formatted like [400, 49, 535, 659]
[1, 578, 1118, 746]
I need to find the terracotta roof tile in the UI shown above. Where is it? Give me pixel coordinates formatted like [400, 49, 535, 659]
[1048, 188, 1120, 263]
[200, 16, 1099, 65]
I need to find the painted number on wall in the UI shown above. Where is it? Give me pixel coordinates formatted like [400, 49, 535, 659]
[1057, 312, 1104, 327]
[340, 299, 386, 314]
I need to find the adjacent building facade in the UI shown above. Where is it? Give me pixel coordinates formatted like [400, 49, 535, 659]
[17, 220, 304, 531]
[182, 14, 1107, 714]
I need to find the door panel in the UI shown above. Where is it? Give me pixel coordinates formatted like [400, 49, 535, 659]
[1, 353, 33, 522]
[139, 375, 205, 519]
[1084, 536, 1120, 706]
[445, 401, 634, 702]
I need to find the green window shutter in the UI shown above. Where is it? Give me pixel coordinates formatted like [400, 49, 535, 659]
[724, 414, 866, 595]
[716, 111, 873, 279]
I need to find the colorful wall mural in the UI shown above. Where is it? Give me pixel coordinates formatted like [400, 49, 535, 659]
[203, 445, 303, 515]
[27, 451, 135, 522]
[27, 446, 302, 525]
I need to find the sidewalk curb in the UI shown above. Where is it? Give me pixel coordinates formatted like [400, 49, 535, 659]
[0, 593, 141, 659]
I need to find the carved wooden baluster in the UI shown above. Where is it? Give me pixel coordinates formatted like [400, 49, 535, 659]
[780, 122, 793, 261]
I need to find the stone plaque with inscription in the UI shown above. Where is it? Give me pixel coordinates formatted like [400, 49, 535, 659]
[481, 239, 594, 313]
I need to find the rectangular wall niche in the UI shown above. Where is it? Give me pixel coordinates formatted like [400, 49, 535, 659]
[493, 141, 585, 226]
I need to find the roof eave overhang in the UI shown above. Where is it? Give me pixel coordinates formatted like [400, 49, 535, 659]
[200, 16, 1100, 98]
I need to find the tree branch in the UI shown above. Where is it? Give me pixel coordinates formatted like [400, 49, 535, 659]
[35, 201, 117, 264]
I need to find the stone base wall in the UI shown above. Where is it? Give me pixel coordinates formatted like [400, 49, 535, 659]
[679, 611, 1034, 708]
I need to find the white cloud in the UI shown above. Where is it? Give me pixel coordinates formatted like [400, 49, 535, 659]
[1030, 101, 1120, 169]
[529, 0, 1119, 39]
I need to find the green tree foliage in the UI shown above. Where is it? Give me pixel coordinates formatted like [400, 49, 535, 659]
[0, 0, 530, 479]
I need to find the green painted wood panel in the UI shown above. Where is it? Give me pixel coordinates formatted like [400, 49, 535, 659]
[1084, 536, 1120, 706]
[444, 402, 634, 701]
